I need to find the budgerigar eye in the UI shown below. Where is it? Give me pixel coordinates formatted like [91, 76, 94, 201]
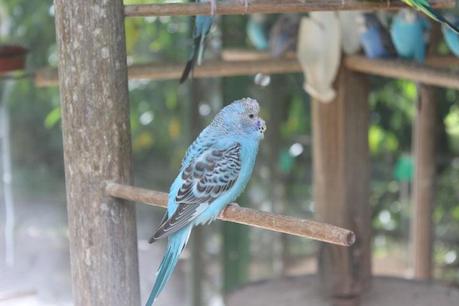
[248, 114, 254, 119]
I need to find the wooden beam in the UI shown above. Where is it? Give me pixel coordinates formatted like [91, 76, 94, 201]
[411, 86, 437, 280]
[221, 49, 296, 61]
[54, 0, 140, 305]
[124, 0, 454, 17]
[36, 53, 459, 88]
[345, 55, 459, 90]
[426, 56, 459, 69]
[34, 58, 301, 87]
[312, 65, 371, 305]
[104, 182, 356, 247]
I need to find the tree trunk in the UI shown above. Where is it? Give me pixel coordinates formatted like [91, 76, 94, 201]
[54, 1, 140, 305]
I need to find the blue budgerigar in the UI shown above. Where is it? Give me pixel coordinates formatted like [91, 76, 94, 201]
[180, 15, 214, 83]
[269, 14, 301, 57]
[247, 14, 269, 50]
[358, 13, 396, 59]
[390, 9, 429, 62]
[442, 15, 459, 57]
[145, 98, 266, 306]
[401, 0, 459, 34]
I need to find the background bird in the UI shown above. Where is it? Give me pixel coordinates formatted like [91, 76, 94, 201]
[401, 0, 459, 33]
[296, 12, 341, 103]
[338, 11, 364, 55]
[145, 98, 266, 306]
[180, 15, 214, 83]
[390, 10, 429, 62]
[442, 14, 459, 57]
[269, 14, 301, 57]
[247, 14, 269, 50]
[358, 13, 396, 59]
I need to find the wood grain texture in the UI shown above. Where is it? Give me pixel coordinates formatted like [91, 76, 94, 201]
[312, 66, 371, 305]
[35, 58, 302, 87]
[36, 54, 459, 88]
[54, 0, 140, 305]
[411, 86, 437, 280]
[124, 0, 454, 17]
[345, 56, 459, 90]
[104, 182, 356, 247]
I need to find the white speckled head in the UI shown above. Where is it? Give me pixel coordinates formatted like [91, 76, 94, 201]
[213, 97, 266, 139]
[400, 9, 417, 24]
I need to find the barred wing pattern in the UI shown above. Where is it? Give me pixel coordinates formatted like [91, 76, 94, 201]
[150, 143, 241, 242]
[180, 132, 214, 171]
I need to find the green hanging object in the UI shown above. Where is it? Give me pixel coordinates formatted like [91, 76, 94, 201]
[394, 154, 414, 182]
[279, 149, 295, 174]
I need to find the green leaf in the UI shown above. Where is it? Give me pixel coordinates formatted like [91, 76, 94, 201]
[44, 106, 60, 129]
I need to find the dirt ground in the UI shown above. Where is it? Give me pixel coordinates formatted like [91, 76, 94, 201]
[228, 275, 459, 306]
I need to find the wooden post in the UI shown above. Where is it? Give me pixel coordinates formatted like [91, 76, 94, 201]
[411, 86, 437, 280]
[54, 1, 140, 305]
[312, 66, 371, 305]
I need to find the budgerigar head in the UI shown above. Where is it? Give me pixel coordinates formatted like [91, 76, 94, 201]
[398, 9, 417, 24]
[212, 97, 266, 140]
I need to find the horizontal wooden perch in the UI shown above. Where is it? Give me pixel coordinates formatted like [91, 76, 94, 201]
[104, 182, 356, 247]
[35, 52, 459, 89]
[34, 58, 302, 87]
[345, 55, 459, 90]
[124, 0, 454, 17]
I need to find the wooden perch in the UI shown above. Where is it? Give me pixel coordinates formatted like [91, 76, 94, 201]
[124, 0, 454, 17]
[34, 58, 302, 87]
[345, 55, 459, 90]
[426, 56, 459, 69]
[35, 53, 459, 89]
[104, 182, 356, 247]
[221, 49, 296, 61]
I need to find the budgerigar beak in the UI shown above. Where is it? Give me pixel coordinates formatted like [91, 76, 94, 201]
[258, 118, 267, 138]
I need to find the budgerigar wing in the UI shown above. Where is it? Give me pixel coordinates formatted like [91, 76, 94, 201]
[149, 143, 241, 243]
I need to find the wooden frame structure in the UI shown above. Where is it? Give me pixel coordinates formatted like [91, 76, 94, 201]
[51, 0, 453, 305]
[123, 0, 452, 16]
[36, 53, 459, 89]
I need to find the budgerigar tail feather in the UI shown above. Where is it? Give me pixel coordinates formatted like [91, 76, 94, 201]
[145, 226, 192, 306]
[417, 4, 459, 34]
[197, 34, 206, 66]
[180, 36, 202, 84]
[442, 17, 459, 34]
[180, 58, 195, 84]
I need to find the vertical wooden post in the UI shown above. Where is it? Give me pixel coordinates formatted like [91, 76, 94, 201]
[411, 85, 437, 280]
[54, 1, 140, 305]
[312, 66, 371, 306]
